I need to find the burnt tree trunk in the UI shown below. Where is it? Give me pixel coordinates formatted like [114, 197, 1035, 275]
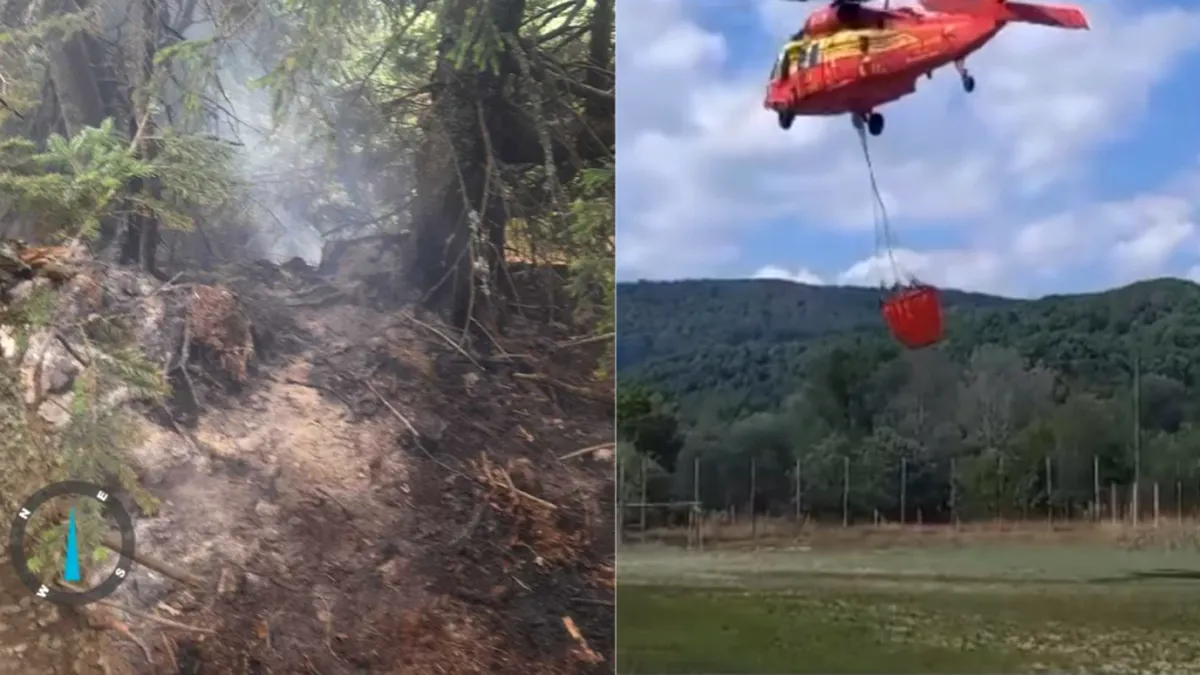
[41, 0, 165, 273]
[580, 0, 613, 163]
[118, 0, 167, 278]
[410, 0, 527, 329]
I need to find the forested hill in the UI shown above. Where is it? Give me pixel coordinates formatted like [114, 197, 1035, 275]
[618, 277, 1200, 424]
[618, 279, 1013, 368]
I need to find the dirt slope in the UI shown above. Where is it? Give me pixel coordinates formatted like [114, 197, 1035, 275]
[1, 249, 614, 674]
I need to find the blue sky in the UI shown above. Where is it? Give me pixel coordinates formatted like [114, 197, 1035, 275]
[616, 0, 1200, 296]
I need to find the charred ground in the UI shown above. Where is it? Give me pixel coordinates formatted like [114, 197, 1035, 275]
[162, 259, 613, 675]
[0, 247, 613, 675]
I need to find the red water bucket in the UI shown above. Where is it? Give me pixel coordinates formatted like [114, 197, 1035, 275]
[882, 284, 944, 349]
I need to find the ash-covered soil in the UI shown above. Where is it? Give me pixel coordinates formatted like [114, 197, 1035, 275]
[2, 249, 613, 675]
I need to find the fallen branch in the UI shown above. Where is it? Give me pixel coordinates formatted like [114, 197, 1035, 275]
[98, 598, 216, 635]
[559, 442, 614, 461]
[101, 533, 206, 588]
[553, 332, 613, 350]
[364, 381, 420, 439]
[513, 372, 610, 403]
[562, 615, 604, 664]
[571, 596, 614, 607]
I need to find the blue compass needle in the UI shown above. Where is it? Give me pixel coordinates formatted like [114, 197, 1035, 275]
[64, 506, 82, 583]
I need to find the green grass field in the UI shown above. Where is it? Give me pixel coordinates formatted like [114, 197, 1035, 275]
[617, 537, 1200, 674]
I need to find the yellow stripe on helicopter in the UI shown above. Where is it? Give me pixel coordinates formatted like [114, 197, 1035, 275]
[810, 29, 919, 63]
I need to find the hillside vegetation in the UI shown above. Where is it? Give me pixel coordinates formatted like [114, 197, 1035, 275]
[617, 277, 1200, 525]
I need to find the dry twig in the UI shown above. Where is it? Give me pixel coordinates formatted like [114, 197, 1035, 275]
[479, 452, 559, 511]
[364, 380, 462, 478]
[501, 467, 559, 511]
[404, 313, 484, 370]
[161, 634, 178, 674]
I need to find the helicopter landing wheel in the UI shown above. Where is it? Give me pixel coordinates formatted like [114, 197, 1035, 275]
[962, 74, 976, 93]
[778, 110, 795, 130]
[867, 112, 884, 136]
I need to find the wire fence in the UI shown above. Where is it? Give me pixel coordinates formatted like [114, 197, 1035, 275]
[618, 454, 1200, 548]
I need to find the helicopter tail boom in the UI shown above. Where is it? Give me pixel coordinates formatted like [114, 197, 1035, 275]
[919, 0, 1089, 30]
[1001, 2, 1089, 29]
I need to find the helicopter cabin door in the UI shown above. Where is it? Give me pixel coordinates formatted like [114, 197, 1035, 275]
[797, 41, 824, 97]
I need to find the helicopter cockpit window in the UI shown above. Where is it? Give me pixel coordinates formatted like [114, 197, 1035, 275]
[770, 52, 784, 80]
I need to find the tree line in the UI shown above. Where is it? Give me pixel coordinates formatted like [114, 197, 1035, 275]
[619, 342, 1200, 524]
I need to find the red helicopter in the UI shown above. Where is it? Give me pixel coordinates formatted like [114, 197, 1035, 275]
[764, 0, 1089, 135]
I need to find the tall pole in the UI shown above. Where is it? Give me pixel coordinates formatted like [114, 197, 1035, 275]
[694, 456, 703, 551]
[842, 456, 850, 528]
[1045, 455, 1053, 526]
[750, 457, 758, 547]
[617, 451, 624, 543]
[1132, 345, 1141, 526]
[640, 454, 648, 540]
[794, 458, 801, 523]
[950, 457, 959, 528]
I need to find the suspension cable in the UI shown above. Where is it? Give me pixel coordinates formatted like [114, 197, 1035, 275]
[855, 122, 903, 287]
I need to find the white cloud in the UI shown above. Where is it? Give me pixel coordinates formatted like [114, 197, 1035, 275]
[1012, 192, 1198, 278]
[634, 23, 726, 72]
[1112, 220, 1195, 276]
[836, 248, 1007, 293]
[617, 0, 1200, 291]
[753, 265, 824, 285]
[973, 4, 1200, 188]
[814, 177, 1200, 295]
[1012, 212, 1080, 267]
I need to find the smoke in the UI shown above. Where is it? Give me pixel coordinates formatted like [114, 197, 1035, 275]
[176, 12, 374, 266]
